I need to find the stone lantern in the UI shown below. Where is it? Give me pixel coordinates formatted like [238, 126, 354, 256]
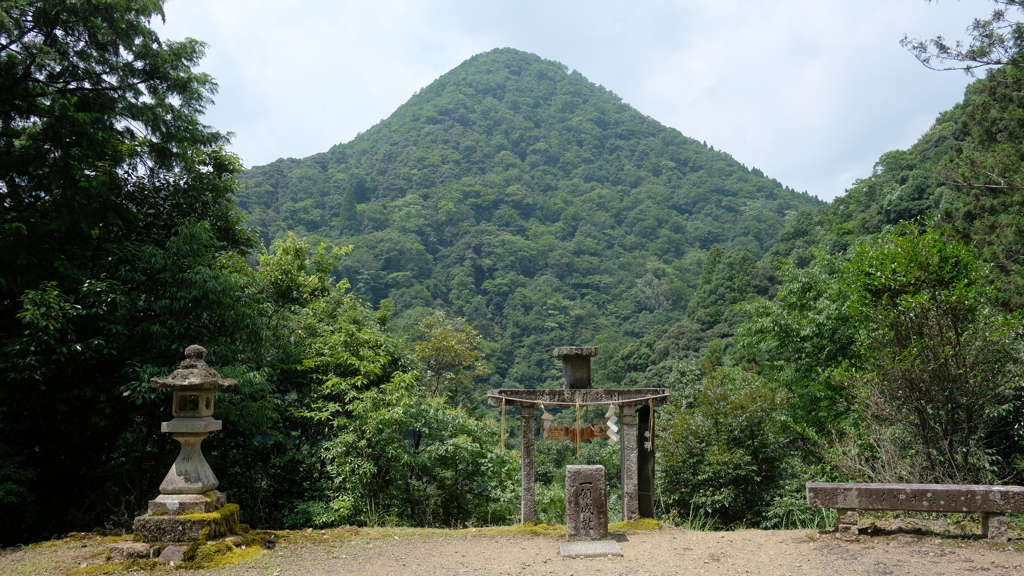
[134, 345, 241, 543]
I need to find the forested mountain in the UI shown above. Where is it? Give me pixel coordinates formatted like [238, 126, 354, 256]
[767, 53, 1024, 310]
[238, 48, 822, 392]
[10, 0, 1024, 545]
[725, 45, 1024, 502]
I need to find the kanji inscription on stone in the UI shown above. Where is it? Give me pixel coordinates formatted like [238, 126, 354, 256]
[566, 465, 607, 540]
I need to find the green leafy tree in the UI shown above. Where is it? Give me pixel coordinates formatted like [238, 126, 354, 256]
[0, 1, 260, 544]
[237, 48, 823, 394]
[933, 56, 1024, 310]
[686, 245, 761, 329]
[0, 0, 235, 298]
[744, 223, 1022, 484]
[740, 252, 857, 434]
[902, 0, 1024, 74]
[414, 311, 488, 406]
[293, 291, 516, 528]
[657, 366, 792, 527]
[838, 223, 1021, 483]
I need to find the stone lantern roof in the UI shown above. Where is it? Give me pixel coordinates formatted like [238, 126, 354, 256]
[150, 345, 237, 391]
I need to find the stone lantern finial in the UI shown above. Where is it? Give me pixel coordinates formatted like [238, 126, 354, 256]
[184, 344, 206, 361]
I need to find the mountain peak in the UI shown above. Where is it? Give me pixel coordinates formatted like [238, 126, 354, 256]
[238, 49, 821, 386]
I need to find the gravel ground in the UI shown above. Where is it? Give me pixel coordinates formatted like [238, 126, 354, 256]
[4, 525, 1023, 576]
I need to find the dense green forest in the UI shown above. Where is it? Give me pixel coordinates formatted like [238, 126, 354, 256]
[3, 0, 1024, 546]
[237, 48, 821, 393]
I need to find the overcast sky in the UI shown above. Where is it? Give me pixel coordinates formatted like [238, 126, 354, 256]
[156, 0, 992, 202]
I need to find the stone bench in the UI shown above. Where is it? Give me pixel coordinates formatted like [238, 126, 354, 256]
[806, 482, 1024, 541]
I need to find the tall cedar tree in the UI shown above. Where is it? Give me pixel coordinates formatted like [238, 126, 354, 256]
[0, 0, 256, 544]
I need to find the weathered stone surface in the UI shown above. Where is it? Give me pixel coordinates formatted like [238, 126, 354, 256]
[620, 406, 639, 522]
[134, 503, 240, 543]
[487, 388, 670, 407]
[837, 509, 859, 540]
[560, 540, 622, 557]
[149, 490, 226, 514]
[171, 389, 216, 418]
[162, 416, 222, 434]
[135, 515, 206, 543]
[806, 483, 1024, 513]
[520, 406, 536, 523]
[637, 405, 655, 518]
[566, 465, 607, 540]
[107, 542, 152, 562]
[981, 513, 1008, 542]
[158, 433, 219, 494]
[150, 345, 237, 391]
[837, 523, 860, 540]
[554, 347, 599, 389]
[158, 545, 189, 563]
[553, 346, 599, 358]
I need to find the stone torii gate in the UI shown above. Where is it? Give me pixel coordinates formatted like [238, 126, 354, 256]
[487, 346, 670, 523]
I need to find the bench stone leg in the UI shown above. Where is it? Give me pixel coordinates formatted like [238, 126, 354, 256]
[981, 513, 1008, 542]
[837, 509, 859, 540]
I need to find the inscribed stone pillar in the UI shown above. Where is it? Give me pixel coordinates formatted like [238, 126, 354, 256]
[521, 405, 536, 523]
[619, 405, 639, 522]
[566, 465, 608, 539]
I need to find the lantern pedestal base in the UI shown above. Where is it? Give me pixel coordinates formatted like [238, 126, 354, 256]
[148, 490, 226, 514]
[133, 501, 241, 543]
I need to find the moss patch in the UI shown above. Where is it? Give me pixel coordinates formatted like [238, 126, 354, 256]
[187, 504, 240, 542]
[180, 503, 240, 523]
[68, 559, 163, 574]
[502, 523, 565, 536]
[609, 518, 662, 532]
[179, 539, 263, 569]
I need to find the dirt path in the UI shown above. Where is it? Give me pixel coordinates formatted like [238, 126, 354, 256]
[4, 526, 1024, 576]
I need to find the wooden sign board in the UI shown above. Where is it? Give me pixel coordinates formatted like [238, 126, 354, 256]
[548, 425, 569, 441]
[544, 423, 612, 441]
[568, 425, 596, 443]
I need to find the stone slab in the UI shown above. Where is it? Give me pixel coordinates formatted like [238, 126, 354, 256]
[554, 347, 599, 358]
[158, 545, 189, 563]
[806, 482, 1024, 513]
[560, 540, 623, 558]
[619, 406, 639, 522]
[161, 416, 222, 434]
[149, 490, 226, 514]
[134, 503, 240, 543]
[107, 542, 153, 562]
[555, 347, 598, 389]
[487, 388, 670, 407]
[567, 465, 608, 540]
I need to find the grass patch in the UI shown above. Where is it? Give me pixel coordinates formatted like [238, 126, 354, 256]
[609, 518, 662, 532]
